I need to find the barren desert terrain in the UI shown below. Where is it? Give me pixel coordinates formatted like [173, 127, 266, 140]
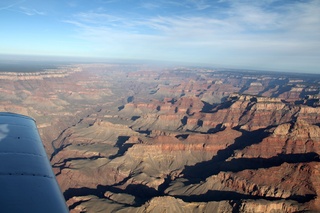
[1, 64, 320, 212]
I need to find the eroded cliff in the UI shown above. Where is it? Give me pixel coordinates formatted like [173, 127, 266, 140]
[1, 64, 320, 212]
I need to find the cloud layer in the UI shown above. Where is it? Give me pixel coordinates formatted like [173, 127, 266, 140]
[63, 0, 320, 72]
[0, 0, 319, 73]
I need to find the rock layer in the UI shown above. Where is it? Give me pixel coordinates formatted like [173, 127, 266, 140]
[1, 64, 320, 212]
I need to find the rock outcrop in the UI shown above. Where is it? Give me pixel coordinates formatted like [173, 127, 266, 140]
[1, 64, 320, 212]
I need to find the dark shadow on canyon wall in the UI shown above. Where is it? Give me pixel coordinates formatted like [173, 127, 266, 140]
[64, 182, 160, 209]
[53, 156, 103, 175]
[175, 190, 316, 203]
[109, 136, 132, 159]
[214, 128, 270, 163]
[183, 152, 320, 182]
[181, 127, 320, 183]
[183, 128, 270, 178]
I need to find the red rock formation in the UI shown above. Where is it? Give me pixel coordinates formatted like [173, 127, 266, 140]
[1, 64, 320, 212]
[149, 128, 241, 153]
[236, 120, 320, 158]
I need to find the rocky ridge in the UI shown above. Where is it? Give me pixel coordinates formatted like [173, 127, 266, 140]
[1, 64, 320, 212]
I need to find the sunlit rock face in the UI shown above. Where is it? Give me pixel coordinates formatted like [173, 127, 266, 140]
[1, 64, 320, 212]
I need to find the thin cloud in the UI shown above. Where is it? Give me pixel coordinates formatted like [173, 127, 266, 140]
[98, 0, 119, 3]
[65, 1, 320, 46]
[67, 1, 78, 8]
[140, 2, 161, 10]
[157, 0, 210, 10]
[19, 6, 46, 16]
[187, 0, 211, 10]
[75, 12, 123, 24]
[0, 1, 46, 16]
[0, 0, 25, 11]
[64, 0, 320, 71]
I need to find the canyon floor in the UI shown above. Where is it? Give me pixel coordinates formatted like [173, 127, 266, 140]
[1, 64, 320, 212]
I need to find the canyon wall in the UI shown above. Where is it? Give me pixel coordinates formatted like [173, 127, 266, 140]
[0, 65, 319, 212]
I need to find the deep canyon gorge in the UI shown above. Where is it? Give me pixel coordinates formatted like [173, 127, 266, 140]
[1, 64, 320, 212]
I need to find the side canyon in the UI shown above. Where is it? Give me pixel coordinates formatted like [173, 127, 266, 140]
[1, 64, 320, 212]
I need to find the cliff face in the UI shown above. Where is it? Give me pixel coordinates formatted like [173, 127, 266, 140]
[56, 68, 320, 213]
[1, 64, 320, 212]
[128, 94, 319, 133]
[235, 120, 320, 159]
[58, 109, 320, 212]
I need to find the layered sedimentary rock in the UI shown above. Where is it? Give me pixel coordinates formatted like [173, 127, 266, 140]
[1, 64, 320, 212]
[128, 94, 319, 134]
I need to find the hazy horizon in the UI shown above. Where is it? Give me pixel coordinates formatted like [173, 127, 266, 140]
[1, 54, 320, 76]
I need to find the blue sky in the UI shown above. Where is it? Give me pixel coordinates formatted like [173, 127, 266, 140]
[0, 0, 319, 73]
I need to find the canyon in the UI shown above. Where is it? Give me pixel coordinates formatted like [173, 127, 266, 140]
[0, 64, 319, 212]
